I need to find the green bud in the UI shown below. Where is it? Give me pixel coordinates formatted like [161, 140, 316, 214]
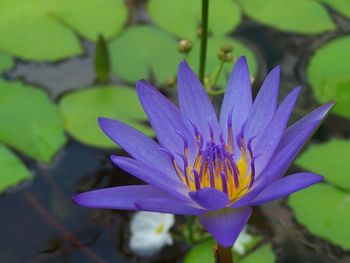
[218, 50, 234, 62]
[178, 40, 193, 53]
[166, 76, 176, 87]
[220, 44, 233, 53]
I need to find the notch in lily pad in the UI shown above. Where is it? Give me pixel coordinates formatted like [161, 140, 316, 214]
[59, 85, 154, 148]
[0, 144, 32, 193]
[0, 80, 66, 163]
[94, 35, 110, 84]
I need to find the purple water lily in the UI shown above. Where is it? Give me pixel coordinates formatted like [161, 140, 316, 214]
[73, 57, 333, 247]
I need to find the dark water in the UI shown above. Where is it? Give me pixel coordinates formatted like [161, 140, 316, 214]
[1, 3, 350, 263]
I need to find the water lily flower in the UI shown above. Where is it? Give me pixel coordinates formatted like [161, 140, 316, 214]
[73, 57, 333, 248]
[129, 211, 174, 257]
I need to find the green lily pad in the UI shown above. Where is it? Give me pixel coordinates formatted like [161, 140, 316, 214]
[288, 184, 350, 250]
[296, 140, 350, 191]
[184, 239, 274, 263]
[109, 25, 182, 85]
[307, 36, 350, 119]
[148, 0, 241, 40]
[0, 80, 66, 163]
[59, 86, 154, 148]
[188, 37, 258, 90]
[0, 0, 127, 61]
[0, 144, 32, 193]
[241, 0, 335, 34]
[0, 52, 14, 74]
[241, 244, 275, 263]
[319, 0, 350, 18]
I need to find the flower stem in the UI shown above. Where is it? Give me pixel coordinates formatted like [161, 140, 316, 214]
[186, 216, 195, 244]
[214, 244, 234, 263]
[199, 0, 209, 84]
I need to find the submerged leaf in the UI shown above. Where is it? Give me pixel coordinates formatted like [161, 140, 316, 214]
[59, 86, 153, 148]
[0, 80, 66, 163]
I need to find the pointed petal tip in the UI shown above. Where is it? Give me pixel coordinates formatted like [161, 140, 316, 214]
[269, 65, 281, 77]
[235, 56, 247, 64]
[98, 116, 110, 128]
[72, 192, 90, 207]
[136, 79, 152, 91]
[179, 59, 190, 69]
[327, 100, 336, 109]
[98, 116, 116, 135]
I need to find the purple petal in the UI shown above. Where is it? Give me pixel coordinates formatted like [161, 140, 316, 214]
[177, 61, 220, 141]
[111, 156, 189, 200]
[259, 122, 318, 182]
[98, 117, 175, 177]
[277, 101, 335, 151]
[249, 172, 323, 206]
[253, 86, 301, 175]
[136, 80, 194, 156]
[135, 197, 206, 215]
[220, 57, 252, 149]
[189, 188, 229, 210]
[230, 182, 267, 208]
[199, 207, 252, 247]
[73, 185, 170, 210]
[245, 66, 280, 141]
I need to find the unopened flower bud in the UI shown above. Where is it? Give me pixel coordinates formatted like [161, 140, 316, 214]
[218, 50, 234, 62]
[178, 40, 193, 53]
[166, 76, 176, 87]
[220, 44, 233, 53]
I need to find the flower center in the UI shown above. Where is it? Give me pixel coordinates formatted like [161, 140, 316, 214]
[169, 115, 256, 203]
[155, 223, 164, 234]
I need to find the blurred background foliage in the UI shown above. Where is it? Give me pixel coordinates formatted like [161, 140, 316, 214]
[0, 0, 350, 262]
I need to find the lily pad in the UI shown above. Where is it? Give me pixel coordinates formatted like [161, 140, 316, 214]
[148, 0, 241, 40]
[0, 0, 127, 61]
[241, 244, 275, 263]
[0, 52, 14, 74]
[109, 25, 182, 85]
[307, 36, 350, 119]
[296, 140, 350, 191]
[241, 0, 335, 34]
[184, 239, 274, 263]
[59, 85, 154, 148]
[0, 144, 32, 193]
[0, 80, 66, 163]
[320, 0, 350, 18]
[288, 184, 350, 250]
[188, 37, 258, 89]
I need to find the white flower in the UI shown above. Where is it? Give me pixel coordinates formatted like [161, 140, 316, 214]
[233, 227, 253, 255]
[129, 211, 175, 257]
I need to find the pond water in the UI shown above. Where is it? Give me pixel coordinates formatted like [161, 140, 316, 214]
[1, 2, 350, 263]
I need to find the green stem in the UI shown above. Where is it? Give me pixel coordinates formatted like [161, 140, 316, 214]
[199, 0, 209, 84]
[208, 60, 224, 91]
[214, 244, 234, 263]
[186, 216, 195, 244]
